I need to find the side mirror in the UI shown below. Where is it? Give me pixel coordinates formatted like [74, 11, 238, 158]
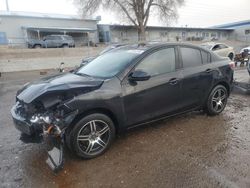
[129, 70, 151, 82]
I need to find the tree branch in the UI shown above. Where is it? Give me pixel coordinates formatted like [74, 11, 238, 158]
[143, 0, 154, 27]
[113, 0, 139, 27]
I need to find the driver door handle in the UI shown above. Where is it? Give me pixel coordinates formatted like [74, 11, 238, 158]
[169, 78, 179, 85]
[205, 68, 213, 73]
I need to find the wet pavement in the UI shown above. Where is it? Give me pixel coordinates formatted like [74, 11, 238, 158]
[0, 69, 250, 188]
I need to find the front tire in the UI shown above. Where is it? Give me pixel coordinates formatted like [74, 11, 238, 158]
[206, 85, 228, 116]
[34, 44, 41, 49]
[69, 113, 115, 159]
[228, 53, 234, 60]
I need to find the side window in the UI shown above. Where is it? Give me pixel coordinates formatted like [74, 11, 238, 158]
[45, 36, 52, 40]
[219, 44, 228, 49]
[212, 45, 220, 51]
[201, 50, 211, 64]
[52, 36, 61, 40]
[135, 48, 176, 76]
[180, 47, 202, 68]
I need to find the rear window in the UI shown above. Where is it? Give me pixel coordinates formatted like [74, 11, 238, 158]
[180, 47, 202, 68]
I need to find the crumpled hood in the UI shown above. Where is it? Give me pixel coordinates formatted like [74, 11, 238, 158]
[17, 73, 104, 104]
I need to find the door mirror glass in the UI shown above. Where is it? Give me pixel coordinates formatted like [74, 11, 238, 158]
[129, 70, 151, 81]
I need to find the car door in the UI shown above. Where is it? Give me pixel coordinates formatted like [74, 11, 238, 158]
[121, 47, 183, 126]
[53, 36, 63, 47]
[179, 46, 213, 109]
[44, 36, 53, 48]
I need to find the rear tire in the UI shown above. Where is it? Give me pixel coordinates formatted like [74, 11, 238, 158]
[62, 44, 69, 48]
[68, 113, 115, 159]
[206, 85, 228, 116]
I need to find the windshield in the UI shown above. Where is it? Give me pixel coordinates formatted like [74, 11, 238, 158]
[76, 49, 144, 78]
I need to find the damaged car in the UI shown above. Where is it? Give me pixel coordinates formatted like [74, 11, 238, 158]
[11, 43, 234, 171]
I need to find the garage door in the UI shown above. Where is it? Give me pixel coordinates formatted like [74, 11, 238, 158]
[0, 32, 7, 44]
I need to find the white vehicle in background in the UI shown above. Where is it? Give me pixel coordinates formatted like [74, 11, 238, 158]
[201, 42, 235, 60]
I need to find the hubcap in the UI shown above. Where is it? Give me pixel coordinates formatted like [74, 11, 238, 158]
[211, 88, 227, 112]
[77, 120, 110, 155]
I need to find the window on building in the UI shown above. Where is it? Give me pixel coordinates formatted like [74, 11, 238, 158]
[206, 33, 209, 37]
[0, 32, 7, 44]
[245, 30, 250, 35]
[222, 33, 228, 37]
[160, 31, 168, 37]
[120, 31, 127, 38]
[180, 47, 202, 68]
[211, 33, 217, 37]
[135, 48, 176, 76]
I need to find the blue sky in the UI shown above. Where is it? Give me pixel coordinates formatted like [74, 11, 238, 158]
[0, 0, 249, 27]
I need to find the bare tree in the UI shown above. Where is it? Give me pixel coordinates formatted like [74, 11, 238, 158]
[74, 0, 184, 41]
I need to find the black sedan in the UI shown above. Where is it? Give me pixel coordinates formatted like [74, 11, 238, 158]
[11, 43, 234, 171]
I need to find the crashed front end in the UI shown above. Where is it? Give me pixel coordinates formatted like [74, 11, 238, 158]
[10, 73, 103, 172]
[11, 95, 77, 171]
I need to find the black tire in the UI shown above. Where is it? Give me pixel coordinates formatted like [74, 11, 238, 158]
[34, 44, 41, 49]
[206, 85, 228, 116]
[62, 44, 69, 48]
[68, 113, 115, 159]
[228, 53, 234, 60]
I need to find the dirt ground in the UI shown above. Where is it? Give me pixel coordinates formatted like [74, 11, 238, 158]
[0, 69, 250, 188]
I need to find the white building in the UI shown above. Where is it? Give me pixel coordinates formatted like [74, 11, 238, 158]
[0, 11, 99, 46]
[98, 24, 233, 43]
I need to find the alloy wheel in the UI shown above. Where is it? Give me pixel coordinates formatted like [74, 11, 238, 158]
[211, 88, 227, 112]
[77, 120, 110, 155]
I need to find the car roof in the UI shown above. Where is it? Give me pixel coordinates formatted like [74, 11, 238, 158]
[114, 42, 208, 52]
[201, 42, 228, 46]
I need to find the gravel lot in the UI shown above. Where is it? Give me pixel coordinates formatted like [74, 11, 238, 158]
[0, 68, 249, 188]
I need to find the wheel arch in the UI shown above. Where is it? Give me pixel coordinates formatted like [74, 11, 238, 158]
[69, 107, 121, 134]
[215, 81, 230, 95]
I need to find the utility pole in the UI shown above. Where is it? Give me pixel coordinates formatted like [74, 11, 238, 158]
[6, 0, 10, 11]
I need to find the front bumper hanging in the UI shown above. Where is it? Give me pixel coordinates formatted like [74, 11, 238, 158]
[11, 102, 78, 172]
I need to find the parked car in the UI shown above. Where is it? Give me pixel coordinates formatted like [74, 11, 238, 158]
[80, 43, 127, 67]
[27, 35, 75, 48]
[11, 43, 234, 171]
[201, 42, 235, 60]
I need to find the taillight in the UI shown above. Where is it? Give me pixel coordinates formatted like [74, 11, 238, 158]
[229, 61, 235, 69]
